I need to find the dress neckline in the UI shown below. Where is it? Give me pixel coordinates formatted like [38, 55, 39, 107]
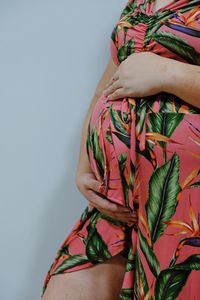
[148, 0, 189, 15]
[151, 0, 176, 14]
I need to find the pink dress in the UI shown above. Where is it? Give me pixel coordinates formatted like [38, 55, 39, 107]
[41, 0, 200, 298]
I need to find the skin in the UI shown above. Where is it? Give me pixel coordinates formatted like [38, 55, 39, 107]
[75, 57, 137, 227]
[42, 58, 131, 300]
[42, 253, 128, 300]
[103, 52, 200, 109]
[42, 1, 200, 299]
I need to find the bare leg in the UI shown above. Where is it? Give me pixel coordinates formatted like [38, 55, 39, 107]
[41, 253, 127, 300]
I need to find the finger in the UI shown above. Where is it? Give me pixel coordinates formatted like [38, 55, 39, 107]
[96, 208, 138, 226]
[97, 207, 137, 221]
[104, 79, 122, 96]
[111, 69, 120, 82]
[127, 221, 137, 227]
[107, 88, 125, 100]
[87, 200, 137, 223]
[95, 207, 137, 223]
[104, 72, 120, 89]
[86, 182, 132, 213]
[87, 190, 132, 213]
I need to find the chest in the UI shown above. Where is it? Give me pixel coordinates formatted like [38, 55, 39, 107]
[110, 0, 200, 65]
[152, 0, 175, 13]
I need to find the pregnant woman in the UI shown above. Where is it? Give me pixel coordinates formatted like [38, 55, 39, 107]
[41, 0, 200, 299]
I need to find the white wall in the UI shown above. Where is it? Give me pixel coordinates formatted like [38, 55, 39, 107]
[0, 0, 125, 299]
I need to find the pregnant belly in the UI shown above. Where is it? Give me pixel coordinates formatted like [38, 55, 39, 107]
[85, 89, 200, 209]
[86, 93, 135, 208]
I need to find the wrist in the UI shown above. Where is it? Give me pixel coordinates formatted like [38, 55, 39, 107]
[159, 57, 187, 94]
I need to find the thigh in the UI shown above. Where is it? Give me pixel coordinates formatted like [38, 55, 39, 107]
[41, 253, 127, 300]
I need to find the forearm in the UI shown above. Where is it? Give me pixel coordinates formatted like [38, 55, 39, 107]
[162, 58, 200, 109]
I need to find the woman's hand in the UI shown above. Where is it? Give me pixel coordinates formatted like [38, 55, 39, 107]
[103, 52, 169, 99]
[76, 171, 138, 226]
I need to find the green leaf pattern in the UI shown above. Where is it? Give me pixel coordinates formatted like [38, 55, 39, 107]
[41, 1, 200, 298]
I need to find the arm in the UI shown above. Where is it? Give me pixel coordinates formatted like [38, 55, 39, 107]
[103, 52, 200, 109]
[162, 59, 200, 109]
[75, 57, 117, 183]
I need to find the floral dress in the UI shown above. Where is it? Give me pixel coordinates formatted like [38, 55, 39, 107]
[41, 1, 200, 299]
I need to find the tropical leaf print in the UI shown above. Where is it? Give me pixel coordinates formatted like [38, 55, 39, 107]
[85, 210, 100, 238]
[51, 254, 89, 275]
[148, 113, 184, 138]
[84, 211, 113, 263]
[105, 127, 113, 144]
[85, 227, 112, 263]
[42, 1, 200, 298]
[147, 112, 184, 149]
[188, 181, 200, 188]
[109, 105, 130, 135]
[80, 205, 96, 223]
[165, 21, 200, 37]
[172, 253, 200, 271]
[119, 288, 134, 300]
[138, 229, 160, 277]
[135, 101, 147, 141]
[56, 244, 69, 257]
[90, 124, 105, 180]
[169, 237, 200, 267]
[180, 167, 200, 191]
[125, 247, 136, 272]
[119, 0, 138, 20]
[99, 210, 128, 227]
[154, 254, 200, 300]
[135, 252, 153, 300]
[109, 105, 131, 147]
[134, 101, 158, 167]
[151, 30, 200, 65]
[164, 5, 200, 37]
[158, 93, 200, 114]
[164, 200, 200, 239]
[136, 146, 158, 168]
[86, 120, 91, 160]
[144, 9, 175, 47]
[145, 153, 181, 243]
[118, 152, 130, 206]
[118, 39, 135, 62]
[129, 158, 135, 191]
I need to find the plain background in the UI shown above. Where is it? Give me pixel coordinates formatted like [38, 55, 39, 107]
[0, 0, 126, 299]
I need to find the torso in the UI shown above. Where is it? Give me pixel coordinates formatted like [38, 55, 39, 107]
[109, 0, 200, 113]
